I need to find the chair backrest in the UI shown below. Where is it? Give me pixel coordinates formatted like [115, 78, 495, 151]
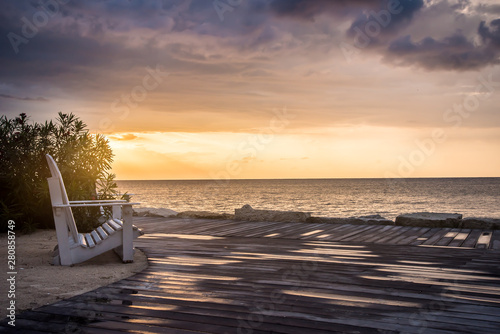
[46, 154, 79, 242]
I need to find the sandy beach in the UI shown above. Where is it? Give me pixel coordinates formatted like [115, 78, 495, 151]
[0, 229, 148, 313]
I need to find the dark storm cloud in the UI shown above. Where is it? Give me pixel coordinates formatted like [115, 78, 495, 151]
[266, 0, 423, 23]
[262, 0, 500, 71]
[0, 0, 179, 92]
[479, 18, 500, 48]
[384, 19, 500, 71]
[267, 0, 377, 19]
[346, 0, 424, 38]
[0, 0, 499, 97]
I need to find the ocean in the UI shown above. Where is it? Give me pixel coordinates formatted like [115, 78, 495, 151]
[116, 178, 500, 220]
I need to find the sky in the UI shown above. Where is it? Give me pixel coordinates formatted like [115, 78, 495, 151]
[1, 0, 500, 180]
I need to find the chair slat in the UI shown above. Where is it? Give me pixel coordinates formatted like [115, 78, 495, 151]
[102, 222, 116, 235]
[108, 219, 122, 231]
[78, 234, 86, 247]
[112, 218, 124, 230]
[85, 233, 95, 248]
[96, 226, 108, 240]
[91, 230, 102, 245]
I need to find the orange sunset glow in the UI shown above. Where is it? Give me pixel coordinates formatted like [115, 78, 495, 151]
[2, 0, 500, 180]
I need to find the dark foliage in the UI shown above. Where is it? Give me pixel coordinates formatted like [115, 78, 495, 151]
[0, 113, 124, 233]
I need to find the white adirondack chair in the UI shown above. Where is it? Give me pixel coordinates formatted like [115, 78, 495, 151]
[45, 154, 143, 266]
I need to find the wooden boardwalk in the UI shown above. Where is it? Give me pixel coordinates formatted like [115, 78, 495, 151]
[2, 217, 500, 333]
[133, 217, 500, 249]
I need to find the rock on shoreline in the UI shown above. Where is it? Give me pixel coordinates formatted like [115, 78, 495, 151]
[395, 212, 500, 229]
[133, 207, 178, 217]
[461, 218, 500, 229]
[235, 204, 310, 222]
[395, 212, 462, 228]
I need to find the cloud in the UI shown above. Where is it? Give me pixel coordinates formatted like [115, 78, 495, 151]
[109, 133, 139, 141]
[383, 19, 500, 71]
[478, 18, 500, 48]
[475, 3, 500, 15]
[346, 0, 424, 38]
[0, 0, 499, 139]
[0, 94, 49, 101]
[267, 0, 378, 21]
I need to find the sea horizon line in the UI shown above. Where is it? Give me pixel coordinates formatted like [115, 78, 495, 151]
[116, 176, 500, 182]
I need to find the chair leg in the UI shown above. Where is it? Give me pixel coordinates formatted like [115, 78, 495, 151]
[53, 208, 73, 266]
[121, 204, 134, 263]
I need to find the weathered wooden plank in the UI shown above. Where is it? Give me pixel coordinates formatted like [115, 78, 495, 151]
[102, 222, 115, 235]
[240, 221, 293, 237]
[244, 222, 294, 238]
[173, 220, 227, 235]
[341, 224, 391, 242]
[396, 227, 431, 245]
[160, 220, 214, 234]
[435, 228, 461, 246]
[325, 224, 373, 241]
[335, 225, 380, 242]
[409, 228, 442, 246]
[386, 226, 423, 245]
[137, 218, 202, 234]
[371, 226, 414, 244]
[303, 223, 358, 240]
[84, 233, 95, 248]
[299, 227, 330, 239]
[490, 230, 500, 250]
[477, 231, 493, 249]
[360, 226, 402, 243]
[275, 223, 327, 238]
[91, 230, 103, 245]
[448, 229, 471, 247]
[107, 219, 122, 231]
[195, 222, 248, 236]
[218, 221, 278, 237]
[421, 228, 452, 246]
[96, 226, 109, 240]
[461, 229, 484, 248]
[245, 222, 307, 238]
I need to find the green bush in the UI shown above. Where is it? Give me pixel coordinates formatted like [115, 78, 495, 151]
[0, 113, 124, 233]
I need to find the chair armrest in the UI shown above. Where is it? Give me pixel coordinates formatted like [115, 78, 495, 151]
[53, 202, 140, 208]
[69, 200, 128, 204]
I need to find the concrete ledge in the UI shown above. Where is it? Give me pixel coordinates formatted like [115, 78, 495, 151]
[235, 204, 311, 222]
[396, 212, 462, 228]
[462, 218, 500, 229]
[134, 207, 178, 217]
